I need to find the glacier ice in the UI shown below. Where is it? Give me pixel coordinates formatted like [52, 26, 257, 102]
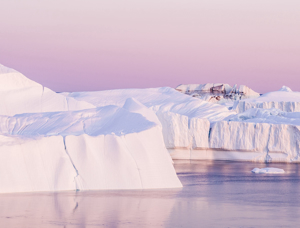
[233, 87, 300, 113]
[2, 62, 300, 195]
[0, 99, 182, 193]
[0, 65, 182, 193]
[251, 168, 285, 174]
[64, 83, 300, 163]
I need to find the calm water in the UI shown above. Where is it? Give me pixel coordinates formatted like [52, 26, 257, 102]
[1, 160, 300, 227]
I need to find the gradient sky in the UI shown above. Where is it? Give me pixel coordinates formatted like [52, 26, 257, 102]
[0, 0, 299, 93]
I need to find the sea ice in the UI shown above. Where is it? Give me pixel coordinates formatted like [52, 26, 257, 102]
[251, 168, 285, 174]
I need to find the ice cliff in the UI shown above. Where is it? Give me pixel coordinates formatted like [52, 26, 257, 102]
[0, 64, 182, 193]
[0, 99, 182, 193]
[233, 86, 300, 113]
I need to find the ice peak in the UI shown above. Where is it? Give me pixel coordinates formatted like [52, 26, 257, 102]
[279, 86, 293, 92]
[0, 64, 18, 74]
[0, 64, 39, 91]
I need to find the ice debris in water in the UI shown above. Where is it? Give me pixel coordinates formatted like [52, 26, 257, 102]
[252, 168, 285, 174]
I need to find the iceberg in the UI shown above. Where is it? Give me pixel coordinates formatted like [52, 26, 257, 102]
[64, 85, 300, 162]
[233, 86, 300, 113]
[2, 61, 300, 194]
[0, 99, 182, 193]
[251, 168, 285, 174]
[0, 64, 182, 193]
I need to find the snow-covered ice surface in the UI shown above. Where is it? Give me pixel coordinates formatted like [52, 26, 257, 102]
[64, 87, 234, 122]
[233, 86, 300, 113]
[224, 108, 300, 126]
[63, 85, 300, 163]
[251, 168, 285, 174]
[63, 87, 235, 151]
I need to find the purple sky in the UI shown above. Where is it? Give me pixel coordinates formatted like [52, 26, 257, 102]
[0, 0, 299, 93]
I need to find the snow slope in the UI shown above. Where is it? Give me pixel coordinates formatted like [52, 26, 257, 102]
[0, 64, 94, 116]
[233, 86, 300, 113]
[0, 98, 182, 193]
[64, 88, 234, 152]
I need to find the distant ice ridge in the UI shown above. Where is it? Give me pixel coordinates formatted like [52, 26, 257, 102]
[252, 168, 285, 174]
[233, 86, 300, 113]
[0, 64, 94, 116]
[175, 83, 260, 103]
[224, 108, 300, 126]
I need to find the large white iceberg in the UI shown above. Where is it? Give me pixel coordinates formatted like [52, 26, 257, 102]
[63, 85, 300, 162]
[2, 62, 300, 195]
[251, 168, 285, 174]
[0, 64, 182, 193]
[0, 99, 182, 193]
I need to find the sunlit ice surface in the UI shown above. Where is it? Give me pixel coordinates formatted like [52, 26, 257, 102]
[1, 160, 300, 227]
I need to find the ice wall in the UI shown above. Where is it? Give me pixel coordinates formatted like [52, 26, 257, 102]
[0, 97, 182, 193]
[209, 121, 300, 162]
[0, 127, 182, 194]
[233, 87, 300, 113]
[234, 100, 300, 113]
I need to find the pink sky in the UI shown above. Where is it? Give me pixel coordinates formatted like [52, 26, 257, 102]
[0, 0, 299, 93]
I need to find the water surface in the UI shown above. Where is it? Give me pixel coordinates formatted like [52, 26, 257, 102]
[1, 160, 300, 227]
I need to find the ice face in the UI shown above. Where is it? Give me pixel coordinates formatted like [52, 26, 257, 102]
[233, 88, 300, 113]
[0, 98, 182, 193]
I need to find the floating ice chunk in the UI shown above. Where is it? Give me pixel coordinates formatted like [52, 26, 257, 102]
[251, 168, 285, 174]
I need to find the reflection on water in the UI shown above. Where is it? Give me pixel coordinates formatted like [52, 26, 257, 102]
[1, 160, 300, 227]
